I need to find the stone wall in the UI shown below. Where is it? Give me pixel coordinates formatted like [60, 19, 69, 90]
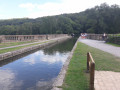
[0, 34, 68, 43]
[86, 34, 108, 41]
[52, 37, 80, 90]
[0, 36, 71, 61]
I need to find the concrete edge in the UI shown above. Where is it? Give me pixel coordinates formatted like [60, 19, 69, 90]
[0, 36, 71, 61]
[51, 37, 80, 90]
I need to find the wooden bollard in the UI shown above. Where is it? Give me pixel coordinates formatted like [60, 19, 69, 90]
[90, 62, 95, 90]
[87, 52, 90, 72]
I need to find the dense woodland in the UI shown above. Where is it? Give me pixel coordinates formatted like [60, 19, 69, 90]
[0, 3, 120, 35]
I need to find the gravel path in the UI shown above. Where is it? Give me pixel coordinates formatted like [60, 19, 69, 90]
[79, 39, 120, 58]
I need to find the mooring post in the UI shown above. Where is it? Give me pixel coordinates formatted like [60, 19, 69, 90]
[87, 52, 90, 72]
[90, 62, 95, 90]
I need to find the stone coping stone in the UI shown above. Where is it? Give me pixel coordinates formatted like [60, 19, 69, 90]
[0, 54, 3, 61]
[3, 52, 12, 60]
[12, 51, 19, 56]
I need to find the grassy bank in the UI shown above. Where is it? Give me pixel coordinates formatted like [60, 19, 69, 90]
[0, 41, 49, 54]
[106, 42, 120, 47]
[0, 41, 35, 48]
[62, 42, 120, 90]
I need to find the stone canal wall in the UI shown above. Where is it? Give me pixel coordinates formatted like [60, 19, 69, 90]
[52, 37, 80, 90]
[0, 36, 71, 61]
[0, 34, 68, 43]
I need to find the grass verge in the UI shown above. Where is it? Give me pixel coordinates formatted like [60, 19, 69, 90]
[0, 41, 49, 54]
[62, 42, 120, 90]
[0, 41, 35, 48]
[106, 42, 120, 47]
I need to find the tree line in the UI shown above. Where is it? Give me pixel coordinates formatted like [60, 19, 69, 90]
[0, 3, 120, 35]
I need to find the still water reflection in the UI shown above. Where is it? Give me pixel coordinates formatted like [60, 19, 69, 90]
[0, 38, 77, 90]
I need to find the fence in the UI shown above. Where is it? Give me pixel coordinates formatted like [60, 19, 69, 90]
[87, 52, 95, 90]
[86, 34, 108, 41]
[0, 34, 68, 43]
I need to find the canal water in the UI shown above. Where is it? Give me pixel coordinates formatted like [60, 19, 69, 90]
[0, 38, 77, 90]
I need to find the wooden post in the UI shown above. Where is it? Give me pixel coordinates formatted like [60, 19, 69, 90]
[87, 52, 95, 90]
[87, 52, 90, 72]
[90, 62, 95, 90]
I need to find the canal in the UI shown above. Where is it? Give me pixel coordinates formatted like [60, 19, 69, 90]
[0, 38, 77, 90]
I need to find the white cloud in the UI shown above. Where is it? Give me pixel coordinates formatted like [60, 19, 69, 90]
[0, 69, 23, 90]
[19, 3, 36, 11]
[0, 14, 4, 18]
[40, 52, 69, 64]
[36, 78, 55, 89]
[19, 0, 120, 18]
[24, 58, 36, 65]
[23, 50, 69, 65]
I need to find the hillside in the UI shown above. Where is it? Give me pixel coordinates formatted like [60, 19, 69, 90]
[0, 3, 120, 35]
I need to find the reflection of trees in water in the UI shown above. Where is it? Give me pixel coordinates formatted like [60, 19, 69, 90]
[43, 38, 77, 55]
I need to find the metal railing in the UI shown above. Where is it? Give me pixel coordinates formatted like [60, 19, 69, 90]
[87, 52, 95, 90]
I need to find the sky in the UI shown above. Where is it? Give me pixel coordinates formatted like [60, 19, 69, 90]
[0, 0, 120, 19]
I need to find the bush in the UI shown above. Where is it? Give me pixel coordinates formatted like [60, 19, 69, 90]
[106, 36, 120, 45]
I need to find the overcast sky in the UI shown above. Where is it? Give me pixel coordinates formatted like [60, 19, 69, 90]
[0, 0, 120, 19]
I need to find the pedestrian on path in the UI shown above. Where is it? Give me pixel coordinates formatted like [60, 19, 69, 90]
[81, 33, 87, 39]
[102, 33, 106, 40]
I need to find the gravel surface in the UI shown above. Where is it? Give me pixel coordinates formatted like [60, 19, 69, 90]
[79, 39, 120, 58]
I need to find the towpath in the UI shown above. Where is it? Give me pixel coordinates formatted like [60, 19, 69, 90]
[0, 37, 66, 50]
[79, 39, 120, 90]
[79, 39, 120, 58]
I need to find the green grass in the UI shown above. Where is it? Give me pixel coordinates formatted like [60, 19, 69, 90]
[106, 42, 120, 47]
[0, 41, 35, 48]
[62, 42, 120, 90]
[62, 42, 89, 90]
[0, 41, 49, 54]
[108, 33, 120, 37]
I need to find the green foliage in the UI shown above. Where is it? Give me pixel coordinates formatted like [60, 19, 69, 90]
[106, 36, 120, 45]
[56, 30, 63, 34]
[0, 3, 120, 35]
[87, 28, 94, 33]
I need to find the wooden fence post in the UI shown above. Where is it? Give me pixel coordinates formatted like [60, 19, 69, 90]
[90, 62, 95, 90]
[87, 52, 90, 72]
[87, 52, 95, 90]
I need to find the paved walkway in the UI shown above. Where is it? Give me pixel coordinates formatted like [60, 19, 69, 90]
[95, 71, 120, 90]
[79, 39, 120, 90]
[79, 39, 120, 58]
